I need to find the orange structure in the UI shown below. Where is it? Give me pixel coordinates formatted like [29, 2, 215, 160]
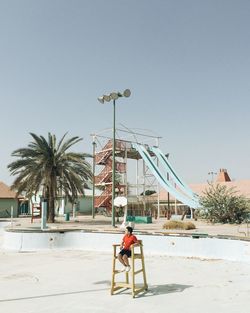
[216, 168, 231, 182]
[31, 204, 41, 223]
[94, 139, 127, 214]
[92, 128, 162, 218]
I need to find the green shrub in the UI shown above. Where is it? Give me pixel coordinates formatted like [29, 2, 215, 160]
[163, 220, 196, 230]
[199, 183, 249, 224]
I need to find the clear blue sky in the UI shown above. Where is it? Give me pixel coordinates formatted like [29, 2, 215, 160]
[1, 0, 250, 185]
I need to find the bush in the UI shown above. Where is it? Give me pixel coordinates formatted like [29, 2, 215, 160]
[199, 183, 249, 224]
[163, 220, 196, 230]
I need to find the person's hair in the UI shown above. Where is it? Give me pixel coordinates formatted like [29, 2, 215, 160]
[126, 226, 133, 234]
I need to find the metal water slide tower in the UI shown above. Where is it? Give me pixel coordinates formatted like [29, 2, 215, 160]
[91, 127, 162, 220]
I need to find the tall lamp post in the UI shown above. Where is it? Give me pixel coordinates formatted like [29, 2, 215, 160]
[92, 138, 96, 219]
[98, 89, 131, 227]
[208, 171, 217, 183]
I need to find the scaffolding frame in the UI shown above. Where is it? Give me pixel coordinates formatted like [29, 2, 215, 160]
[91, 126, 163, 219]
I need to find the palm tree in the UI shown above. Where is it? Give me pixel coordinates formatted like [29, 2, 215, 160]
[8, 133, 92, 223]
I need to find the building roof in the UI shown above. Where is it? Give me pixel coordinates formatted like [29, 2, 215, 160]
[152, 179, 250, 202]
[0, 181, 17, 198]
[149, 168, 250, 202]
[190, 180, 250, 198]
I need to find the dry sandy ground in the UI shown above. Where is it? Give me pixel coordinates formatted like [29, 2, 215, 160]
[0, 249, 250, 313]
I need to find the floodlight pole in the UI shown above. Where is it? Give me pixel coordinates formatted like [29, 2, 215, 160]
[112, 99, 116, 227]
[92, 138, 96, 219]
[97, 89, 131, 228]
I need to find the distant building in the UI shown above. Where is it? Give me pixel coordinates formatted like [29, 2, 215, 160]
[64, 189, 98, 215]
[0, 180, 97, 218]
[190, 169, 250, 199]
[150, 169, 250, 217]
[0, 181, 19, 218]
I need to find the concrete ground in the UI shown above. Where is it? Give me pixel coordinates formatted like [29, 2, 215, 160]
[1, 216, 250, 313]
[0, 249, 250, 313]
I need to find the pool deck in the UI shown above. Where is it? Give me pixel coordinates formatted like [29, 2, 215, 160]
[0, 248, 250, 313]
[1, 216, 250, 313]
[3, 215, 250, 240]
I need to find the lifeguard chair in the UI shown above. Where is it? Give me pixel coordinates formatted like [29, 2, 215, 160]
[111, 240, 148, 298]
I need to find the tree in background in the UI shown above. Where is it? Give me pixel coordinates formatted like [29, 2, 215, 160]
[140, 190, 156, 196]
[8, 133, 92, 223]
[199, 183, 249, 224]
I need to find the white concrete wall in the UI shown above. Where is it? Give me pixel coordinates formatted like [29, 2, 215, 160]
[2, 229, 250, 262]
[0, 221, 11, 235]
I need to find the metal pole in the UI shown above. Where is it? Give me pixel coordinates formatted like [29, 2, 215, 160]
[136, 159, 139, 198]
[167, 153, 170, 219]
[190, 208, 193, 219]
[41, 200, 47, 230]
[156, 158, 160, 219]
[124, 145, 128, 225]
[167, 173, 170, 218]
[11, 206, 13, 228]
[156, 138, 160, 219]
[112, 99, 116, 227]
[143, 159, 146, 214]
[124, 144, 128, 197]
[92, 139, 96, 219]
[174, 183, 177, 215]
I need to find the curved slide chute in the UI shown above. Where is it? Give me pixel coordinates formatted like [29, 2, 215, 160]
[151, 146, 198, 200]
[133, 143, 199, 208]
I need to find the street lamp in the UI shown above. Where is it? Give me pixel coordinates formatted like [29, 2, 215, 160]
[98, 89, 131, 227]
[208, 171, 217, 183]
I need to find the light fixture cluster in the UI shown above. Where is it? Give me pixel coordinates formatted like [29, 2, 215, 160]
[98, 89, 131, 103]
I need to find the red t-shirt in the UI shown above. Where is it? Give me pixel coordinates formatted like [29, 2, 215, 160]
[122, 234, 138, 250]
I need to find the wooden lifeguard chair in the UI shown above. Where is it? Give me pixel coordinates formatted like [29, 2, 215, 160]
[111, 240, 148, 298]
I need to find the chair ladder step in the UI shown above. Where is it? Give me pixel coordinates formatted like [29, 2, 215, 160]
[134, 269, 143, 275]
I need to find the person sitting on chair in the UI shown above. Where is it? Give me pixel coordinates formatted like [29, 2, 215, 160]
[118, 226, 139, 272]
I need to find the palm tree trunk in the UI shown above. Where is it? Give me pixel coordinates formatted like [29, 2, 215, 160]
[47, 184, 55, 223]
[48, 197, 55, 223]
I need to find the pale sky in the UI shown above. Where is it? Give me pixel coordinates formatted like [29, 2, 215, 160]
[1, 0, 250, 185]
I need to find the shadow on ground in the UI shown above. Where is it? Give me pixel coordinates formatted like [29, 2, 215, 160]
[0, 288, 109, 303]
[93, 280, 192, 297]
[145, 283, 192, 296]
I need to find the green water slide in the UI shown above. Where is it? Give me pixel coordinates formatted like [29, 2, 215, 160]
[151, 146, 198, 200]
[133, 143, 199, 208]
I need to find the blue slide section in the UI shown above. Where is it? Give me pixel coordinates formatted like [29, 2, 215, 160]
[151, 146, 198, 200]
[133, 143, 199, 208]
